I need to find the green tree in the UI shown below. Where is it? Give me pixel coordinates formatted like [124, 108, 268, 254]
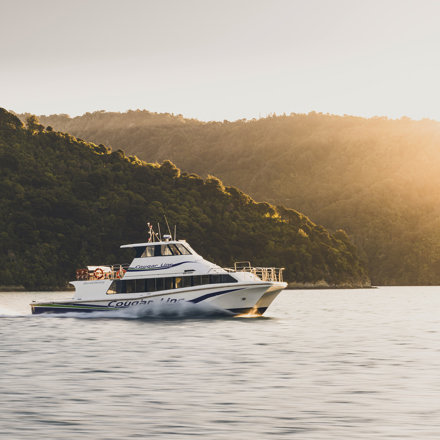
[26, 115, 44, 133]
[160, 160, 180, 178]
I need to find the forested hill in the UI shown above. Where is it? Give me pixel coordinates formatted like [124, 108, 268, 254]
[0, 108, 369, 290]
[24, 110, 440, 285]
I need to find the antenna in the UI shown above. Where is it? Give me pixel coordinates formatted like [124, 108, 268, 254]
[147, 223, 158, 242]
[174, 224, 177, 241]
[157, 223, 162, 241]
[164, 215, 172, 237]
[147, 222, 152, 243]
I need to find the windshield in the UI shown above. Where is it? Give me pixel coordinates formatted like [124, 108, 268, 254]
[140, 243, 192, 257]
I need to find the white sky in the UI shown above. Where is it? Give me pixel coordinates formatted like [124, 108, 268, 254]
[1, 0, 440, 121]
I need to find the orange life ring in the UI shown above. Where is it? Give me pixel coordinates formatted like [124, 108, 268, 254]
[94, 268, 104, 279]
[116, 269, 126, 279]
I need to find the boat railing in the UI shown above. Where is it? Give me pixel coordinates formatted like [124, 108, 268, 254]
[76, 263, 131, 281]
[224, 265, 285, 282]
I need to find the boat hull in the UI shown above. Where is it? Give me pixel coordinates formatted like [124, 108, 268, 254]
[30, 282, 286, 316]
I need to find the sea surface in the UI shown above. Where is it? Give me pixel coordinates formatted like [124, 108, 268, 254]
[1, 287, 440, 439]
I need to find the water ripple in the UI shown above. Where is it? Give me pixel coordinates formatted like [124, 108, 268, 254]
[1, 287, 440, 439]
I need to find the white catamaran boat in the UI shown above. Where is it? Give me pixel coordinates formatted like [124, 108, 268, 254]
[31, 225, 286, 316]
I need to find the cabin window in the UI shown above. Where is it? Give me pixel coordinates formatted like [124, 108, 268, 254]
[182, 276, 192, 288]
[146, 278, 155, 292]
[126, 280, 136, 294]
[141, 247, 155, 258]
[167, 244, 179, 255]
[166, 244, 192, 255]
[137, 243, 193, 257]
[107, 281, 117, 294]
[106, 280, 125, 294]
[136, 279, 146, 292]
[106, 274, 237, 294]
[160, 245, 172, 256]
[135, 247, 146, 258]
[222, 274, 237, 283]
[176, 244, 192, 255]
[165, 277, 174, 290]
[156, 278, 164, 291]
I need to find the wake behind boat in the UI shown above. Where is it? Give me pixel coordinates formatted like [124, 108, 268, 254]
[31, 225, 286, 316]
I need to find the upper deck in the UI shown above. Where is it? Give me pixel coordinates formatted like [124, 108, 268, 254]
[76, 238, 217, 281]
[75, 236, 284, 283]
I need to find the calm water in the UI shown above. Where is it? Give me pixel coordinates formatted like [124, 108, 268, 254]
[1, 287, 440, 439]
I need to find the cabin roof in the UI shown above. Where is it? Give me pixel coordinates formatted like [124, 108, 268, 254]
[120, 240, 187, 249]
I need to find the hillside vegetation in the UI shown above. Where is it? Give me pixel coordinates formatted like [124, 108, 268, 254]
[26, 110, 440, 285]
[0, 108, 368, 290]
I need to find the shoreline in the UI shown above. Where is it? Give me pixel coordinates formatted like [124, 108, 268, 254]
[0, 285, 74, 292]
[1, 284, 376, 292]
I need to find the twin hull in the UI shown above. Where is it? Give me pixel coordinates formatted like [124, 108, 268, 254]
[30, 281, 286, 316]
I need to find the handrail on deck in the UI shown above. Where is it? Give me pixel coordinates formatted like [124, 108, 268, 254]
[77, 263, 284, 283]
[225, 266, 285, 283]
[76, 263, 130, 281]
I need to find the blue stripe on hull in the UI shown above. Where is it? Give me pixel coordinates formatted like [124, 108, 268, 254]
[188, 288, 243, 303]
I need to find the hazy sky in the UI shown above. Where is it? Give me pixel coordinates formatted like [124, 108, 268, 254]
[2, 0, 440, 121]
